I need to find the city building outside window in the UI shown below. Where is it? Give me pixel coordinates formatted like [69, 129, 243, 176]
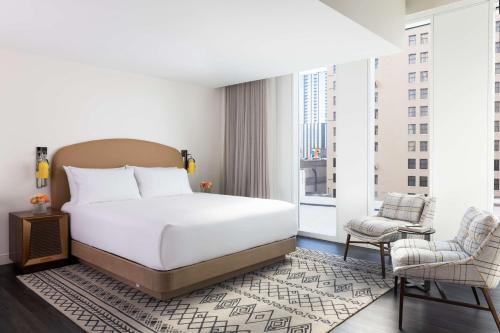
[333, 95, 336, 105]
[497, 21, 500, 32]
[409, 35, 416, 46]
[408, 141, 416, 152]
[408, 159, 416, 169]
[496, 179, 500, 191]
[420, 33, 429, 44]
[420, 159, 428, 169]
[497, 42, 500, 53]
[375, 91, 378, 103]
[495, 159, 500, 172]
[374, 174, 378, 185]
[420, 52, 428, 63]
[408, 72, 416, 83]
[408, 107, 416, 117]
[420, 141, 428, 152]
[496, 82, 500, 94]
[420, 123, 429, 134]
[420, 88, 428, 99]
[420, 176, 428, 187]
[333, 173, 336, 183]
[496, 121, 500, 132]
[408, 176, 416, 186]
[333, 127, 336, 136]
[374, 109, 379, 119]
[496, 102, 500, 113]
[375, 125, 378, 135]
[408, 53, 416, 64]
[408, 89, 416, 100]
[333, 111, 336, 121]
[333, 142, 336, 152]
[375, 142, 378, 152]
[496, 63, 500, 74]
[408, 124, 416, 135]
[420, 71, 428, 82]
[420, 106, 429, 116]
[496, 140, 499, 152]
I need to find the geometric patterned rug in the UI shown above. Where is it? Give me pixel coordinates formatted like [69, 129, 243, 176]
[18, 248, 393, 333]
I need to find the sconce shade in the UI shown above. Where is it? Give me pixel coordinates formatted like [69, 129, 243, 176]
[187, 159, 196, 174]
[36, 160, 49, 179]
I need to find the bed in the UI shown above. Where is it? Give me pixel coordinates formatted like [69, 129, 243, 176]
[51, 139, 297, 300]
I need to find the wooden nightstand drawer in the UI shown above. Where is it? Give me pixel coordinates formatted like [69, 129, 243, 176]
[9, 209, 69, 272]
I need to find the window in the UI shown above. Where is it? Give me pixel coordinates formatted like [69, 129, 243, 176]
[374, 91, 378, 103]
[374, 174, 378, 185]
[375, 109, 379, 119]
[420, 123, 428, 134]
[408, 159, 416, 169]
[333, 142, 336, 152]
[496, 102, 500, 113]
[408, 72, 416, 83]
[333, 111, 336, 121]
[408, 176, 416, 186]
[408, 53, 416, 64]
[496, 42, 500, 53]
[420, 71, 428, 82]
[375, 142, 378, 152]
[374, 58, 379, 69]
[420, 88, 428, 99]
[333, 81, 336, 91]
[375, 125, 378, 135]
[420, 159, 428, 169]
[408, 34, 416, 46]
[408, 141, 416, 152]
[420, 33, 429, 44]
[420, 176, 428, 187]
[333, 95, 336, 105]
[497, 21, 500, 32]
[496, 82, 500, 94]
[408, 124, 416, 135]
[496, 179, 500, 191]
[496, 140, 499, 152]
[333, 173, 336, 183]
[496, 121, 500, 132]
[496, 63, 500, 75]
[420, 141, 428, 152]
[408, 107, 416, 117]
[408, 89, 416, 100]
[420, 52, 428, 63]
[495, 160, 499, 172]
[420, 106, 429, 117]
[333, 127, 336, 136]
[333, 158, 336, 167]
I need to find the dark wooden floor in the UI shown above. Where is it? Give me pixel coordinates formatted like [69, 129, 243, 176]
[0, 236, 498, 332]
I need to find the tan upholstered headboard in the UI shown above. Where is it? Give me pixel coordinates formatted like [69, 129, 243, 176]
[50, 139, 183, 209]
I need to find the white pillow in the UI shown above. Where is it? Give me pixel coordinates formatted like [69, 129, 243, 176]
[63, 166, 78, 203]
[128, 166, 193, 198]
[68, 167, 141, 204]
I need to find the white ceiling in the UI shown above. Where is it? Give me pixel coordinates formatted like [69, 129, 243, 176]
[0, 0, 400, 87]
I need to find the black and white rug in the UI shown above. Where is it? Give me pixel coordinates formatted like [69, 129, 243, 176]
[18, 248, 393, 333]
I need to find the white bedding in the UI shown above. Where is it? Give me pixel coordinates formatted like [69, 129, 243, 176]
[62, 193, 297, 270]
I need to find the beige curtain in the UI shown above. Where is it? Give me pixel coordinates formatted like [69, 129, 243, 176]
[224, 80, 269, 198]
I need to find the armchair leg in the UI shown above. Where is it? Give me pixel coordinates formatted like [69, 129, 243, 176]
[399, 277, 406, 330]
[343, 234, 351, 261]
[379, 243, 386, 279]
[394, 276, 398, 296]
[481, 288, 500, 331]
[471, 286, 480, 305]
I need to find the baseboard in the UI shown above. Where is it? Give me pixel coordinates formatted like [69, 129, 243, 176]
[0, 253, 12, 265]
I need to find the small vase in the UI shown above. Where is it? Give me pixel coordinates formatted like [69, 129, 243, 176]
[32, 203, 48, 214]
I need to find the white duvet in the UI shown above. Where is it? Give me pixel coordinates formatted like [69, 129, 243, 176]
[62, 193, 297, 271]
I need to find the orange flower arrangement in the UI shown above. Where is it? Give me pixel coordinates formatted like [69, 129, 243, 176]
[30, 193, 50, 205]
[200, 181, 213, 193]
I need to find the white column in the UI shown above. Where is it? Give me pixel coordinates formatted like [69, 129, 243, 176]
[431, 1, 493, 240]
[335, 60, 374, 242]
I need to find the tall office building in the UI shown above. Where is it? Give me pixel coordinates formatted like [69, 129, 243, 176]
[299, 70, 328, 160]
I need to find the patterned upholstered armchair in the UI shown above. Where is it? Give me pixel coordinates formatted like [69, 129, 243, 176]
[392, 207, 500, 330]
[343, 193, 436, 278]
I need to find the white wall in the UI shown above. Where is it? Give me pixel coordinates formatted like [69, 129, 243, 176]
[0, 49, 224, 264]
[335, 60, 374, 242]
[430, 1, 493, 240]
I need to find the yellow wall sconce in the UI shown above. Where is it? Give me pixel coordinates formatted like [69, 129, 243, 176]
[181, 150, 196, 174]
[36, 147, 49, 188]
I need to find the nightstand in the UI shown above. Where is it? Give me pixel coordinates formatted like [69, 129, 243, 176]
[9, 208, 69, 272]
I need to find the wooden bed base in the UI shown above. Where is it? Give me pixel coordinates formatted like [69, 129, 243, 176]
[72, 237, 296, 300]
